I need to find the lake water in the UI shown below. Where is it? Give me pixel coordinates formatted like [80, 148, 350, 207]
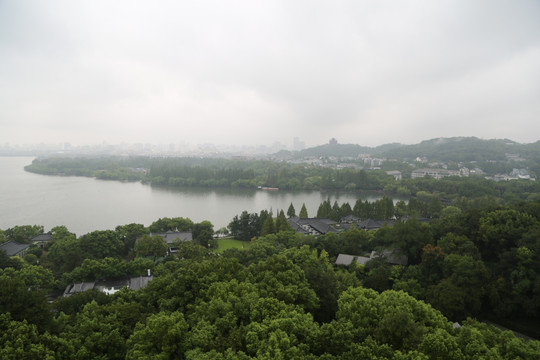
[0, 156, 385, 236]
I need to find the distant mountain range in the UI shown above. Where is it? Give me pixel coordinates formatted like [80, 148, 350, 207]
[277, 137, 540, 163]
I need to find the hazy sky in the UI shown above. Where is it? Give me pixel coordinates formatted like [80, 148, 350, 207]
[1, 0, 539, 148]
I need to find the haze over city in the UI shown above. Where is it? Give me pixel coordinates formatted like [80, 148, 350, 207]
[1, 0, 539, 148]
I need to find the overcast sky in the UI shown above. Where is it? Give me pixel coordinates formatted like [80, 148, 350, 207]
[1, 0, 539, 148]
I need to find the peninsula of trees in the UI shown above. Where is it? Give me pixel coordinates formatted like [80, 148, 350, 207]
[24, 137, 540, 206]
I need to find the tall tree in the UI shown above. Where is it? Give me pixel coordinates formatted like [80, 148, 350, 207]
[261, 216, 276, 236]
[275, 210, 292, 232]
[193, 221, 215, 248]
[287, 203, 296, 218]
[317, 199, 332, 218]
[299, 203, 308, 218]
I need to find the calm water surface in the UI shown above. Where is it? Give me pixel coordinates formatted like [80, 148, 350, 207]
[0, 157, 384, 235]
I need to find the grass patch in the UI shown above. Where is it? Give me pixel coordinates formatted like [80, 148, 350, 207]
[215, 238, 249, 253]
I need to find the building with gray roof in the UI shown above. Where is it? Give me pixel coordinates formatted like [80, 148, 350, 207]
[287, 217, 338, 236]
[0, 241, 31, 257]
[63, 276, 154, 297]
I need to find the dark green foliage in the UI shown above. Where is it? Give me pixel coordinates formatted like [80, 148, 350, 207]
[3, 201, 540, 358]
[148, 217, 194, 233]
[3, 225, 44, 244]
[299, 203, 308, 218]
[193, 220, 216, 248]
[260, 216, 276, 236]
[115, 223, 148, 255]
[79, 230, 124, 260]
[25, 155, 387, 191]
[0, 268, 52, 331]
[134, 235, 168, 260]
[287, 202, 296, 217]
[228, 211, 261, 241]
[52, 289, 111, 315]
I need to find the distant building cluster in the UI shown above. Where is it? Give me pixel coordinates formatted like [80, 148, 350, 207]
[287, 215, 429, 237]
[411, 168, 464, 179]
[488, 168, 534, 182]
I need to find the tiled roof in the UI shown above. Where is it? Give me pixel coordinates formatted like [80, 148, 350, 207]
[151, 231, 193, 244]
[31, 234, 53, 242]
[63, 276, 154, 297]
[370, 249, 408, 266]
[287, 217, 338, 235]
[0, 241, 30, 256]
[335, 254, 355, 266]
[335, 253, 371, 266]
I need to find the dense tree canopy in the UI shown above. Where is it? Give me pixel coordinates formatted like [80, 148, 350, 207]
[2, 198, 540, 358]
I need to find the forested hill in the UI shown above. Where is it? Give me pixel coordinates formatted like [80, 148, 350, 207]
[280, 137, 540, 162]
[276, 142, 401, 158]
[378, 137, 540, 162]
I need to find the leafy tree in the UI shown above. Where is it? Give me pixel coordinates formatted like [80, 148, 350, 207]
[0, 268, 52, 330]
[247, 255, 319, 312]
[50, 225, 76, 242]
[418, 328, 463, 359]
[79, 230, 124, 260]
[126, 311, 189, 360]
[0, 313, 75, 359]
[336, 287, 451, 352]
[394, 200, 409, 218]
[60, 301, 127, 359]
[44, 236, 83, 273]
[284, 246, 341, 322]
[244, 307, 320, 359]
[148, 217, 194, 233]
[373, 218, 433, 265]
[115, 223, 148, 255]
[478, 209, 539, 261]
[0, 249, 22, 270]
[193, 221, 215, 248]
[425, 278, 466, 320]
[176, 241, 210, 260]
[61, 257, 130, 286]
[17, 263, 55, 290]
[437, 233, 479, 258]
[228, 211, 260, 241]
[134, 235, 168, 260]
[4, 225, 44, 243]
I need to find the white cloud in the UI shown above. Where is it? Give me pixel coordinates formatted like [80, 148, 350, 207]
[1, 0, 539, 148]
